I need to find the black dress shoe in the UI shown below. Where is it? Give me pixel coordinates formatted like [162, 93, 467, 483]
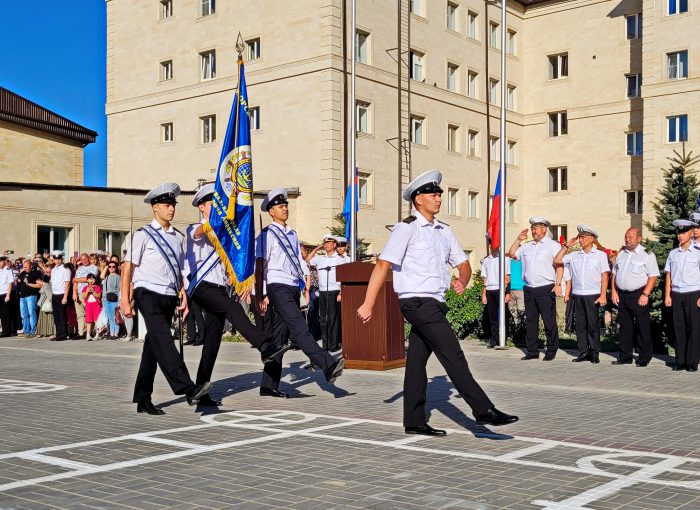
[260, 388, 289, 398]
[543, 352, 556, 361]
[687, 365, 698, 372]
[572, 353, 590, 362]
[612, 359, 633, 365]
[325, 358, 345, 384]
[187, 381, 213, 406]
[137, 401, 165, 415]
[197, 394, 222, 406]
[673, 364, 687, 371]
[474, 407, 519, 426]
[521, 353, 539, 360]
[590, 353, 600, 364]
[635, 360, 649, 367]
[261, 340, 293, 364]
[404, 423, 447, 436]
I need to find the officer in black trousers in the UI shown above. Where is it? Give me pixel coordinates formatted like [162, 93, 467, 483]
[184, 184, 292, 404]
[121, 182, 212, 415]
[184, 298, 205, 346]
[358, 170, 518, 435]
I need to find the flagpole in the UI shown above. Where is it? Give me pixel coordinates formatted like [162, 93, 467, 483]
[349, 0, 358, 262]
[498, 0, 507, 349]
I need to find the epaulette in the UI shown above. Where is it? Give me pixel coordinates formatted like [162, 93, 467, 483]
[402, 215, 417, 224]
[173, 227, 185, 237]
[438, 220, 450, 226]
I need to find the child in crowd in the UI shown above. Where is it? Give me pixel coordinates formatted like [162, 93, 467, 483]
[82, 273, 102, 340]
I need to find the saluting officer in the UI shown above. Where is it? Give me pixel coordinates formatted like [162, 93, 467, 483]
[554, 225, 610, 364]
[664, 219, 700, 372]
[610, 227, 659, 367]
[358, 170, 518, 435]
[507, 218, 564, 361]
[255, 188, 345, 389]
[121, 183, 211, 415]
[184, 184, 291, 405]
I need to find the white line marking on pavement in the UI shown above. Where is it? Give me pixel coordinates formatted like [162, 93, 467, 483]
[132, 435, 200, 450]
[0, 379, 66, 394]
[18, 453, 96, 471]
[495, 441, 559, 461]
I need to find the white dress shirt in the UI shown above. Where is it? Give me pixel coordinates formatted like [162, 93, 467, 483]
[125, 219, 185, 296]
[309, 252, 347, 292]
[184, 220, 228, 288]
[481, 253, 511, 291]
[0, 267, 15, 294]
[255, 223, 309, 287]
[612, 245, 660, 291]
[50, 265, 71, 296]
[664, 245, 700, 293]
[379, 212, 467, 302]
[514, 237, 561, 288]
[562, 246, 610, 296]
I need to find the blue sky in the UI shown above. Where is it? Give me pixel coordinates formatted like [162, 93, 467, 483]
[0, 2, 107, 186]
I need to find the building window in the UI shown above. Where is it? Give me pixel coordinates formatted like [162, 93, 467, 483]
[668, 115, 688, 142]
[489, 78, 499, 105]
[447, 2, 458, 31]
[548, 167, 568, 192]
[551, 224, 568, 242]
[410, 0, 424, 16]
[410, 50, 424, 81]
[37, 225, 72, 255]
[668, 51, 688, 80]
[548, 53, 568, 80]
[160, 60, 173, 81]
[246, 38, 261, 61]
[356, 101, 371, 134]
[507, 199, 516, 223]
[507, 141, 517, 165]
[200, 50, 216, 80]
[447, 63, 459, 92]
[249, 106, 260, 130]
[447, 188, 460, 215]
[447, 124, 459, 152]
[200, 0, 215, 17]
[467, 192, 479, 218]
[467, 11, 478, 39]
[626, 131, 643, 156]
[98, 230, 129, 257]
[161, 122, 173, 142]
[358, 172, 372, 205]
[490, 136, 499, 161]
[411, 115, 425, 144]
[507, 30, 517, 55]
[468, 130, 479, 156]
[507, 85, 516, 110]
[626, 190, 643, 215]
[160, 0, 173, 19]
[489, 22, 499, 48]
[548, 112, 568, 137]
[668, 0, 688, 15]
[356, 30, 369, 64]
[200, 115, 216, 143]
[626, 14, 642, 39]
[467, 71, 478, 98]
[626, 73, 642, 98]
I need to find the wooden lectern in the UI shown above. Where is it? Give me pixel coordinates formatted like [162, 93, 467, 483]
[336, 261, 405, 370]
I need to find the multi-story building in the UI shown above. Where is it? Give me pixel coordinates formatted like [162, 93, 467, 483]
[105, 0, 698, 262]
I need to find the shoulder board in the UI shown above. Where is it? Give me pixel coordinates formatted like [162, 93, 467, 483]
[261, 225, 270, 233]
[437, 220, 450, 227]
[402, 215, 417, 224]
[135, 227, 144, 232]
[694, 246, 700, 251]
[173, 227, 184, 237]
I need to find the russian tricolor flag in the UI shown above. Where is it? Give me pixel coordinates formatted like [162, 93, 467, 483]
[487, 173, 502, 249]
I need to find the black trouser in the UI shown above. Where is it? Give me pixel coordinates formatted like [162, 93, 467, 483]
[671, 290, 700, 367]
[524, 284, 559, 356]
[186, 298, 205, 345]
[307, 286, 321, 340]
[617, 287, 652, 363]
[319, 290, 341, 351]
[0, 292, 17, 337]
[485, 289, 502, 343]
[192, 281, 273, 386]
[51, 294, 68, 340]
[250, 297, 286, 391]
[399, 297, 493, 427]
[132, 288, 196, 404]
[572, 294, 601, 355]
[266, 283, 335, 384]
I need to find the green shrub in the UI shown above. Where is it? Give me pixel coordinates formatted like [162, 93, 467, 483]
[445, 271, 486, 339]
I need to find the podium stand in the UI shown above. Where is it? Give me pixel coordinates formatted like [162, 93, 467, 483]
[336, 261, 405, 370]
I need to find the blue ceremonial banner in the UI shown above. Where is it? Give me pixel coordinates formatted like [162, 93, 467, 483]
[342, 174, 359, 239]
[203, 58, 255, 292]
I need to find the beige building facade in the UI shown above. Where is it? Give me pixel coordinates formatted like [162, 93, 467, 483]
[106, 0, 698, 263]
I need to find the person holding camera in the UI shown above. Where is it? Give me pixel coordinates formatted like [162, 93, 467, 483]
[82, 273, 103, 340]
[102, 261, 121, 339]
[73, 253, 99, 339]
[18, 260, 43, 338]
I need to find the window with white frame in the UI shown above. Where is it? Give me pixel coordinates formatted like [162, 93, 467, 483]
[467, 71, 478, 98]
[467, 192, 479, 218]
[356, 30, 369, 64]
[626, 190, 643, 214]
[548, 111, 568, 137]
[447, 124, 459, 152]
[468, 130, 479, 156]
[447, 63, 459, 92]
[626, 131, 642, 156]
[489, 22, 499, 48]
[37, 225, 72, 255]
[246, 38, 261, 60]
[160, 0, 173, 19]
[548, 167, 567, 192]
[410, 50, 424, 81]
[507, 199, 516, 223]
[551, 224, 568, 241]
[489, 78, 499, 105]
[626, 73, 642, 98]
[626, 14, 642, 39]
[358, 172, 372, 205]
[507, 29, 517, 55]
[249, 106, 260, 130]
[447, 188, 460, 215]
[467, 11, 478, 39]
[200, 0, 215, 16]
[98, 230, 129, 257]
[356, 101, 371, 134]
[160, 60, 173, 81]
[447, 2, 458, 31]
[668, 0, 688, 15]
[507, 85, 516, 110]
[411, 115, 425, 144]
[490, 136, 499, 161]
[410, 0, 424, 16]
[200, 115, 216, 143]
[200, 50, 216, 80]
[507, 141, 517, 165]
[161, 122, 173, 142]
[668, 51, 688, 80]
[548, 53, 568, 79]
[668, 115, 688, 142]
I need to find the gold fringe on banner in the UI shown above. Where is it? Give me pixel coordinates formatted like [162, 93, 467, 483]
[202, 221, 254, 293]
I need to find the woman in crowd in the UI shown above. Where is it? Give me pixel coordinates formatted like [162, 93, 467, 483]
[82, 273, 102, 340]
[17, 260, 43, 337]
[102, 260, 121, 339]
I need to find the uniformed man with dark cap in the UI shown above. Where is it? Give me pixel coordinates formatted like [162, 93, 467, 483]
[507, 217, 564, 361]
[335, 236, 351, 261]
[664, 219, 700, 372]
[554, 225, 610, 364]
[690, 212, 700, 246]
[255, 187, 345, 391]
[358, 170, 518, 435]
[120, 183, 212, 415]
[184, 184, 291, 405]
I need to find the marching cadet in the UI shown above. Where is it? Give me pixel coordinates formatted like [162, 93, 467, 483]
[120, 183, 212, 415]
[610, 227, 659, 367]
[358, 170, 518, 435]
[664, 219, 700, 372]
[507, 218, 564, 361]
[480, 240, 511, 348]
[255, 188, 345, 391]
[184, 184, 291, 405]
[554, 225, 610, 364]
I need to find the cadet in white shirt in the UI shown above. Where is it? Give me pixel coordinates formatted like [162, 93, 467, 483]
[508, 217, 564, 361]
[664, 219, 700, 372]
[610, 227, 659, 367]
[121, 183, 211, 416]
[335, 236, 351, 262]
[691, 212, 700, 246]
[358, 170, 518, 434]
[554, 225, 610, 364]
[480, 242, 511, 348]
[48, 251, 71, 341]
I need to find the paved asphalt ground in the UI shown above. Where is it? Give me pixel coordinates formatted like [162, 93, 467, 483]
[1, 336, 700, 510]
